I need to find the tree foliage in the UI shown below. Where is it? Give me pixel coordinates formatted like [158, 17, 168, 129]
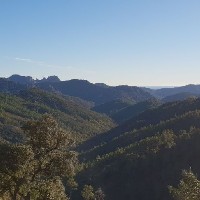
[81, 185, 105, 200]
[0, 115, 77, 200]
[81, 185, 95, 200]
[169, 169, 200, 200]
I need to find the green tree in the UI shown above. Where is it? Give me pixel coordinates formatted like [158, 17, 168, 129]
[81, 185, 95, 200]
[0, 115, 77, 200]
[169, 169, 200, 200]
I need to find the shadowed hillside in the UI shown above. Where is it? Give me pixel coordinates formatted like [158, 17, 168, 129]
[92, 99, 134, 116]
[76, 98, 200, 200]
[78, 97, 200, 152]
[37, 80, 153, 105]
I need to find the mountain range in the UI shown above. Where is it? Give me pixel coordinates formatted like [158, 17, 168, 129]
[3, 75, 200, 104]
[2, 74, 200, 199]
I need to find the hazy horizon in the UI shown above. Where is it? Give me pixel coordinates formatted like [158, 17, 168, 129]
[1, 1, 200, 86]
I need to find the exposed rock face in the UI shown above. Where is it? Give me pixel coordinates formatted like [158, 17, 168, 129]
[39, 76, 61, 83]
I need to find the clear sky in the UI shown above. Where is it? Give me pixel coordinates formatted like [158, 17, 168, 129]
[0, 0, 200, 86]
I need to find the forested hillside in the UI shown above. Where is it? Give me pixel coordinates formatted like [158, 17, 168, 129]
[0, 88, 114, 143]
[76, 98, 200, 200]
[92, 99, 134, 116]
[37, 80, 153, 105]
[78, 128, 200, 200]
[78, 97, 200, 151]
[2, 0, 199, 199]
[162, 92, 199, 102]
[111, 98, 161, 123]
[2, 75, 200, 200]
[93, 98, 161, 124]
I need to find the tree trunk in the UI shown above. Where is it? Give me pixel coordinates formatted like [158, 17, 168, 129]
[10, 187, 20, 200]
[24, 193, 31, 200]
[12, 191, 18, 200]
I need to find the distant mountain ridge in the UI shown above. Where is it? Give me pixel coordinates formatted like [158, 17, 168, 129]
[3, 74, 200, 104]
[151, 84, 200, 98]
[8, 74, 61, 86]
[37, 80, 153, 105]
[2, 75, 153, 105]
[162, 92, 200, 102]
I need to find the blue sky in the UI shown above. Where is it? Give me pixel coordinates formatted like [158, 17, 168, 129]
[1, 0, 200, 86]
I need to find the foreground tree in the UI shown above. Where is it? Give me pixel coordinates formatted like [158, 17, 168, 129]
[169, 169, 200, 200]
[0, 115, 77, 200]
[81, 185, 105, 200]
[81, 185, 95, 200]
